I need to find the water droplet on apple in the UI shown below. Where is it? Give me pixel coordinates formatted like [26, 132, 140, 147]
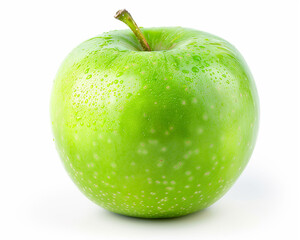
[126, 93, 133, 99]
[182, 70, 189, 74]
[85, 68, 90, 74]
[192, 67, 199, 73]
[86, 75, 92, 79]
[185, 77, 192, 82]
[193, 56, 201, 62]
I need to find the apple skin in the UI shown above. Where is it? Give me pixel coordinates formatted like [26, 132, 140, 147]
[50, 27, 259, 218]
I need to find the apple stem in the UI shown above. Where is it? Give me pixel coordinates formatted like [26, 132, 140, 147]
[115, 9, 151, 51]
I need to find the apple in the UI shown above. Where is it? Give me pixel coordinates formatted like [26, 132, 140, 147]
[50, 9, 259, 218]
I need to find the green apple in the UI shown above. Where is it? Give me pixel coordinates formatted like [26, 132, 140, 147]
[50, 9, 259, 218]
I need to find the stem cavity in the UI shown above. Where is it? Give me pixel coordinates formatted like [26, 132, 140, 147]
[115, 9, 151, 51]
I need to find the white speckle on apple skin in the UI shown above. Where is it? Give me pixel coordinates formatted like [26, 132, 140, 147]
[111, 163, 117, 168]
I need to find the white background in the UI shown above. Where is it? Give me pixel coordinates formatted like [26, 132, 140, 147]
[0, 0, 299, 239]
